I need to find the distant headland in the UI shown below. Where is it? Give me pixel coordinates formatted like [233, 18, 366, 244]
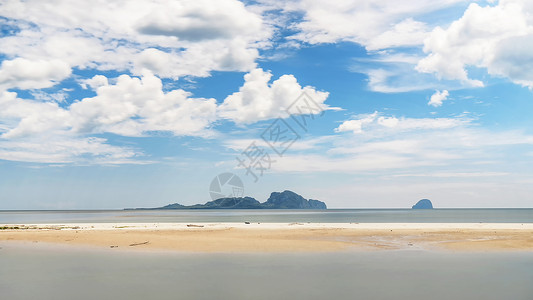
[127, 190, 327, 210]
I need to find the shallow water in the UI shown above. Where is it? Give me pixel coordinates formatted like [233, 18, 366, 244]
[0, 243, 533, 300]
[1, 208, 533, 223]
[1, 244, 532, 300]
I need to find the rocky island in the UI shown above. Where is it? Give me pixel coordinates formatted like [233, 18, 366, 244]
[131, 190, 327, 210]
[412, 199, 434, 209]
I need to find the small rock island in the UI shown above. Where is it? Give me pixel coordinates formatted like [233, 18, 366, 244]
[131, 190, 327, 210]
[412, 199, 433, 209]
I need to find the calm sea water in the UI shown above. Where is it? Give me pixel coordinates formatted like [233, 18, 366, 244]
[1, 208, 532, 223]
[1, 245, 532, 300]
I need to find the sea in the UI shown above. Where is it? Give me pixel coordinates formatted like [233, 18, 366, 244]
[1, 208, 532, 300]
[1, 208, 533, 224]
[1, 245, 532, 300]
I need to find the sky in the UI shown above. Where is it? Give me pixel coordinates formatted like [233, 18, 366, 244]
[1, 0, 533, 209]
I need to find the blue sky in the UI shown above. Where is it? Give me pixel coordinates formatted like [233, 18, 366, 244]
[1, 0, 533, 209]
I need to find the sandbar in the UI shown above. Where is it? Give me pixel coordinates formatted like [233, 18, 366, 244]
[1, 223, 532, 252]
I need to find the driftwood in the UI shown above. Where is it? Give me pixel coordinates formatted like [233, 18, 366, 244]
[129, 241, 149, 246]
[187, 224, 204, 228]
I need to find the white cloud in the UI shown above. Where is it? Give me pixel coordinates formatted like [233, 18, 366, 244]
[278, 0, 533, 91]
[0, 0, 270, 84]
[335, 112, 466, 134]
[417, 0, 533, 88]
[0, 68, 332, 164]
[225, 114, 533, 176]
[135, 0, 263, 42]
[0, 58, 72, 90]
[0, 71, 220, 163]
[0, 91, 71, 139]
[428, 89, 449, 107]
[271, 153, 417, 173]
[80, 75, 109, 90]
[0, 90, 144, 164]
[366, 18, 429, 51]
[70, 72, 218, 137]
[266, 0, 476, 93]
[0, 137, 144, 165]
[30, 90, 69, 103]
[132, 39, 260, 79]
[280, 0, 465, 50]
[0, 63, 336, 163]
[349, 49, 464, 94]
[335, 112, 378, 134]
[224, 135, 336, 155]
[218, 68, 330, 124]
[221, 111, 533, 176]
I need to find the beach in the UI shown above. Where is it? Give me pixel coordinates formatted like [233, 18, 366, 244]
[3, 222, 533, 300]
[1, 223, 532, 252]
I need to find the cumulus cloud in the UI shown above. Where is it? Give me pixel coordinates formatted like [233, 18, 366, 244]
[335, 112, 379, 134]
[0, 91, 70, 139]
[280, 0, 465, 50]
[0, 58, 72, 90]
[0, 0, 270, 84]
[428, 90, 449, 107]
[0, 90, 145, 164]
[0, 71, 221, 163]
[218, 68, 330, 124]
[70, 72, 218, 137]
[80, 75, 109, 90]
[133, 40, 259, 79]
[264, 0, 471, 92]
[0, 63, 335, 163]
[272, 0, 533, 91]
[136, 0, 263, 42]
[417, 0, 533, 88]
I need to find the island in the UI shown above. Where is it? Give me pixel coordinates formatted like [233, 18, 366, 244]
[412, 199, 433, 209]
[129, 190, 327, 210]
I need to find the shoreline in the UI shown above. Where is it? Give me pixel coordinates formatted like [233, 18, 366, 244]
[1, 223, 533, 253]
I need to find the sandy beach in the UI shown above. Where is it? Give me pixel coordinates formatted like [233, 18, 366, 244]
[1, 223, 532, 252]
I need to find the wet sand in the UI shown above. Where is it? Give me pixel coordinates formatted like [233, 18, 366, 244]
[1, 223, 532, 252]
